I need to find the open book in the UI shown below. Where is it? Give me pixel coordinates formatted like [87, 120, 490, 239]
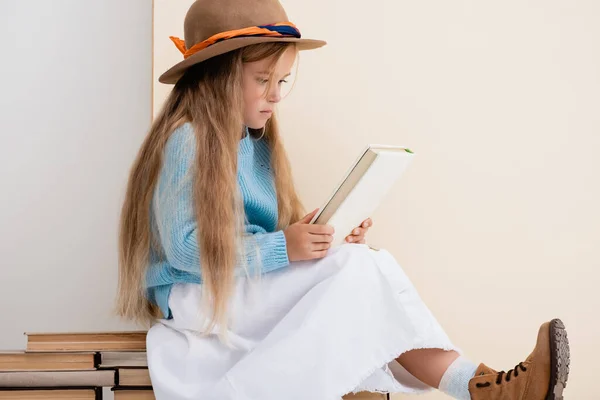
[309, 144, 415, 247]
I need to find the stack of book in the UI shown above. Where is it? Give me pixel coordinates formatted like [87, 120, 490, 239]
[0, 331, 388, 399]
[0, 331, 153, 399]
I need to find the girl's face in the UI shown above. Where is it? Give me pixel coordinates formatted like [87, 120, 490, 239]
[241, 47, 297, 129]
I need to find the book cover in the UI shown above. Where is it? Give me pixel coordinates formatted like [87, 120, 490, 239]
[311, 145, 414, 246]
[0, 370, 115, 387]
[0, 352, 96, 371]
[25, 332, 147, 353]
[0, 386, 101, 399]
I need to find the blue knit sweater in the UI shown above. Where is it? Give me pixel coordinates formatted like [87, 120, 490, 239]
[145, 123, 290, 319]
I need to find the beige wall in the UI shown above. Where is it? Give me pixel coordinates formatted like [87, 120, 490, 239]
[153, 1, 599, 398]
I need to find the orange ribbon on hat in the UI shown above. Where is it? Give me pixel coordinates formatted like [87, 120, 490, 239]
[170, 22, 300, 59]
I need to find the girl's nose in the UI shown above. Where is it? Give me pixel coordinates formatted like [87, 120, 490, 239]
[267, 86, 282, 103]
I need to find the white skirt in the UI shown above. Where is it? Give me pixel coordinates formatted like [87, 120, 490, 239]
[146, 243, 460, 400]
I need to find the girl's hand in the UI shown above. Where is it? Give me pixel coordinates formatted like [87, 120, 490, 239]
[284, 209, 335, 262]
[345, 218, 372, 244]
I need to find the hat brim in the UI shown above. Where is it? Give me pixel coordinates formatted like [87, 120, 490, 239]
[158, 36, 326, 84]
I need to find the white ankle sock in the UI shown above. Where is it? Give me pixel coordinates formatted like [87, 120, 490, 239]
[438, 356, 478, 400]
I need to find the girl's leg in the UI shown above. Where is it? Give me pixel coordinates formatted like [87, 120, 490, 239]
[394, 319, 570, 400]
[396, 348, 461, 388]
[396, 349, 478, 400]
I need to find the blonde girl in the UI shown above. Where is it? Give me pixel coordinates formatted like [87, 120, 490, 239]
[116, 0, 569, 399]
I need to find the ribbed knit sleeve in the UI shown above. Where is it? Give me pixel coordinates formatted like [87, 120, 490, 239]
[153, 123, 290, 278]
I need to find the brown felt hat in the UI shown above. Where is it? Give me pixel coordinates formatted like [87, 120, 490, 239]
[158, 0, 327, 84]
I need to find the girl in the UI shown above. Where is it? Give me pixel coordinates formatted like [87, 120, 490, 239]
[116, 0, 570, 399]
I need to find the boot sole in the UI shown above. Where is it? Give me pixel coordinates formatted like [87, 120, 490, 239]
[546, 318, 570, 400]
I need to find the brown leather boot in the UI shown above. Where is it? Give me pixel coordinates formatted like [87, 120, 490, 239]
[468, 318, 570, 400]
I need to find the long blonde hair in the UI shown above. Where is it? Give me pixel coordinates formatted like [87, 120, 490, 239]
[116, 42, 305, 337]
